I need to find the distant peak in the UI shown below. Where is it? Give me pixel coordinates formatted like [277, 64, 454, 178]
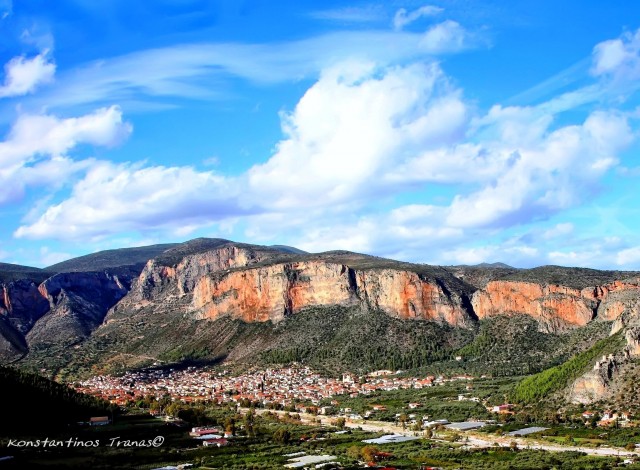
[474, 262, 515, 269]
[269, 245, 308, 255]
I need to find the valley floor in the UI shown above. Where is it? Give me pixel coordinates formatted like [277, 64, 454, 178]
[247, 407, 640, 459]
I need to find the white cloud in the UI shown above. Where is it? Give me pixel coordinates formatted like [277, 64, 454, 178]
[548, 250, 600, 267]
[247, 60, 467, 209]
[542, 223, 574, 240]
[512, 28, 640, 116]
[202, 156, 220, 166]
[15, 58, 465, 241]
[0, 157, 96, 206]
[14, 162, 244, 240]
[0, 52, 55, 98]
[14, 52, 636, 258]
[18, 24, 476, 112]
[9, 25, 640, 269]
[591, 29, 640, 80]
[233, 55, 635, 265]
[420, 20, 468, 53]
[0, 0, 11, 20]
[505, 245, 539, 258]
[1, 105, 131, 164]
[616, 246, 640, 266]
[442, 246, 497, 265]
[293, 219, 378, 255]
[393, 5, 443, 31]
[0, 106, 131, 205]
[20, 25, 55, 52]
[237, 200, 462, 261]
[444, 110, 633, 228]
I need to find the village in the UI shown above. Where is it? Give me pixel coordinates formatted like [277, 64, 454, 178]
[69, 365, 640, 469]
[74, 366, 475, 410]
[74, 366, 635, 431]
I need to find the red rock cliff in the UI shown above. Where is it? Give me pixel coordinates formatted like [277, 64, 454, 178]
[192, 261, 474, 326]
[134, 245, 269, 301]
[472, 279, 640, 332]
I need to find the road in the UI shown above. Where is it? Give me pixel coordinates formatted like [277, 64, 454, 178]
[240, 408, 639, 458]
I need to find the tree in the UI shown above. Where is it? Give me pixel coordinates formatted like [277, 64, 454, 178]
[398, 413, 408, 430]
[361, 445, 379, 463]
[334, 417, 346, 430]
[165, 402, 182, 417]
[273, 428, 291, 444]
[244, 409, 255, 437]
[346, 445, 361, 460]
[224, 417, 236, 436]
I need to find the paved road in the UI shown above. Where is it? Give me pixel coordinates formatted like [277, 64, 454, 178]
[240, 408, 639, 458]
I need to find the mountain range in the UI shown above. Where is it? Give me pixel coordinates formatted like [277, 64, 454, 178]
[2, 238, 640, 408]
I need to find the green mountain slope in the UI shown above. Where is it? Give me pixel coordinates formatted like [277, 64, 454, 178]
[0, 262, 51, 283]
[511, 330, 626, 403]
[45, 243, 179, 273]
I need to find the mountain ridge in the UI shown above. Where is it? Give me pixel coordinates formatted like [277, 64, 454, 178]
[45, 243, 180, 273]
[1, 237, 640, 407]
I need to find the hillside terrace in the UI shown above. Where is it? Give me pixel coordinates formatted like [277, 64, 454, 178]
[73, 366, 476, 408]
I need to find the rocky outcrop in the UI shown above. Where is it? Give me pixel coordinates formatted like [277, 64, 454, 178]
[28, 272, 132, 347]
[569, 354, 619, 404]
[624, 327, 640, 357]
[587, 279, 640, 321]
[0, 269, 136, 357]
[357, 270, 473, 325]
[38, 271, 130, 308]
[192, 261, 475, 326]
[567, 322, 640, 404]
[193, 262, 358, 322]
[133, 245, 271, 301]
[113, 245, 640, 332]
[0, 280, 50, 333]
[472, 278, 640, 332]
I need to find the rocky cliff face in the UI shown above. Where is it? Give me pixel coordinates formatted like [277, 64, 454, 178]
[27, 272, 132, 347]
[567, 302, 640, 404]
[471, 278, 640, 332]
[132, 245, 272, 301]
[38, 272, 130, 307]
[88, 246, 640, 335]
[108, 246, 477, 327]
[0, 314, 27, 362]
[191, 261, 474, 326]
[0, 269, 136, 358]
[0, 280, 50, 333]
[569, 354, 619, 404]
[192, 262, 357, 323]
[357, 269, 473, 325]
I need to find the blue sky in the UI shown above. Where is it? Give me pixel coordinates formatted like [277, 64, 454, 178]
[1, 0, 640, 269]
